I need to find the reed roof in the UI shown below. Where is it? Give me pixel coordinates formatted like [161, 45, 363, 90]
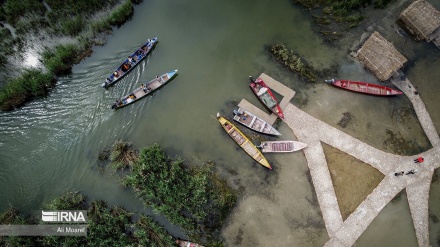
[356, 32, 407, 81]
[399, 0, 440, 41]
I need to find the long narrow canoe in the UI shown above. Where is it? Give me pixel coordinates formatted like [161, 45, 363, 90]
[111, 70, 178, 110]
[233, 108, 281, 136]
[324, 79, 402, 96]
[102, 37, 158, 88]
[259, 140, 307, 153]
[249, 76, 284, 119]
[217, 113, 272, 170]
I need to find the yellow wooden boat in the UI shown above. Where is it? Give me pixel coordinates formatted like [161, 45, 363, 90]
[217, 113, 271, 170]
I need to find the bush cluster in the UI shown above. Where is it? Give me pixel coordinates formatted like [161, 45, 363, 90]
[271, 43, 317, 83]
[0, 0, 140, 111]
[0, 191, 176, 246]
[112, 143, 236, 243]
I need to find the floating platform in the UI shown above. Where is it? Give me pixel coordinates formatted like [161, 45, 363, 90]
[239, 73, 295, 125]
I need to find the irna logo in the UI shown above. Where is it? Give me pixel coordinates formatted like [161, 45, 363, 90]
[41, 210, 87, 223]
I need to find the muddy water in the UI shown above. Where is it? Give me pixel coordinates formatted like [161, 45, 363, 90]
[0, 0, 439, 246]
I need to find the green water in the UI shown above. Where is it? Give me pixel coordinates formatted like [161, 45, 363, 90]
[0, 0, 439, 246]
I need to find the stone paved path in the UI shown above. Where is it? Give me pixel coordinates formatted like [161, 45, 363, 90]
[239, 73, 440, 247]
[283, 103, 439, 247]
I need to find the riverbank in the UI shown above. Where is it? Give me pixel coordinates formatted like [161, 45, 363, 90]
[291, 0, 394, 43]
[0, 0, 140, 111]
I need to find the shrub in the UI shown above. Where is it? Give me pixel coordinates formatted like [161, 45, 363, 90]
[121, 144, 237, 241]
[2, 0, 46, 24]
[61, 16, 85, 36]
[271, 43, 317, 83]
[42, 43, 79, 75]
[0, 69, 55, 110]
[107, 0, 134, 26]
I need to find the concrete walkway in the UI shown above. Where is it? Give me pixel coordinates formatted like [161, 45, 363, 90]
[391, 76, 440, 147]
[239, 74, 440, 247]
[283, 103, 439, 247]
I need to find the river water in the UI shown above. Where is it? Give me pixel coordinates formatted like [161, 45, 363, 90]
[0, 0, 439, 246]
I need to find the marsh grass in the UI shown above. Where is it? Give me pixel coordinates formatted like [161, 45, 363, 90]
[0, 191, 177, 246]
[270, 43, 317, 83]
[109, 141, 138, 170]
[107, 0, 134, 26]
[293, 0, 392, 41]
[0, 0, 143, 111]
[116, 144, 236, 242]
[0, 69, 55, 110]
[43, 43, 80, 75]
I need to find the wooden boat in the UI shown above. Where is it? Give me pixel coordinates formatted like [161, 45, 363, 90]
[249, 76, 284, 119]
[176, 239, 204, 247]
[324, 79, 403, 96]
[233, 108, 281, 136]
[217, 113, 272, 170]
[102, 37, 158, 88]
[111, 70, 178, 110]
[259, 140, 307, 153]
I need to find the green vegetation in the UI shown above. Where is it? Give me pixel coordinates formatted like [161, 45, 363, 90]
[292, 0, 393, 41]
[103, 143, 236, 244]
[42, 44, 80, 75]
[0, 191, 176, 247]
[109, 141, 138, 170]
[0, 0, 141, 111]
[108, 0, 134, 26]
[270, 43, 317, 83]
[0, 69, 55, 110]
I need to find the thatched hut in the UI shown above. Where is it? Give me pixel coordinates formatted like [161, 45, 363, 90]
[399, 0, 440, 42]
[356, 32, 407, 81]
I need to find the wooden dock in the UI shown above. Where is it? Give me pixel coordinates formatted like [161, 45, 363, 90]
[240, 73, 439, 247]
[238, 73, 295, 125]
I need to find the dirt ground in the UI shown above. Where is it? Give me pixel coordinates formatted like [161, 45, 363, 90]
[323, 143, 385, 220]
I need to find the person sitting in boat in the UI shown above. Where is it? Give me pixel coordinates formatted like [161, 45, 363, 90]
[140, 45, 148, 55]
[126, 95, 135, 104]
[223, 123, 232, 130]
[121, 63, 130, 72]
[141, 84, 148, 93]
[112, 99, 123, 109]
[113, 71, 119, 78]
[127, 56, 133, 64]
[342, 82, 347, 87]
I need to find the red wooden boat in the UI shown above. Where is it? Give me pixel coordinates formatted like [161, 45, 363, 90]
[325, 79, 403, 96]
[249, 76, 284, 119]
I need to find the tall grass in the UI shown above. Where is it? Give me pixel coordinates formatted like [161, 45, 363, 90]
[42, 43, 80, 75]
[119, 144, 236, 242]
[108, 0, 134, 26]
[271, 43, 317, 83]
[0, 191, 177, 246]
[0, 69, 55, 110]
[0, 0, 144, 111]
[293, 0, 393, 31]
[1, 0, 46, 24]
